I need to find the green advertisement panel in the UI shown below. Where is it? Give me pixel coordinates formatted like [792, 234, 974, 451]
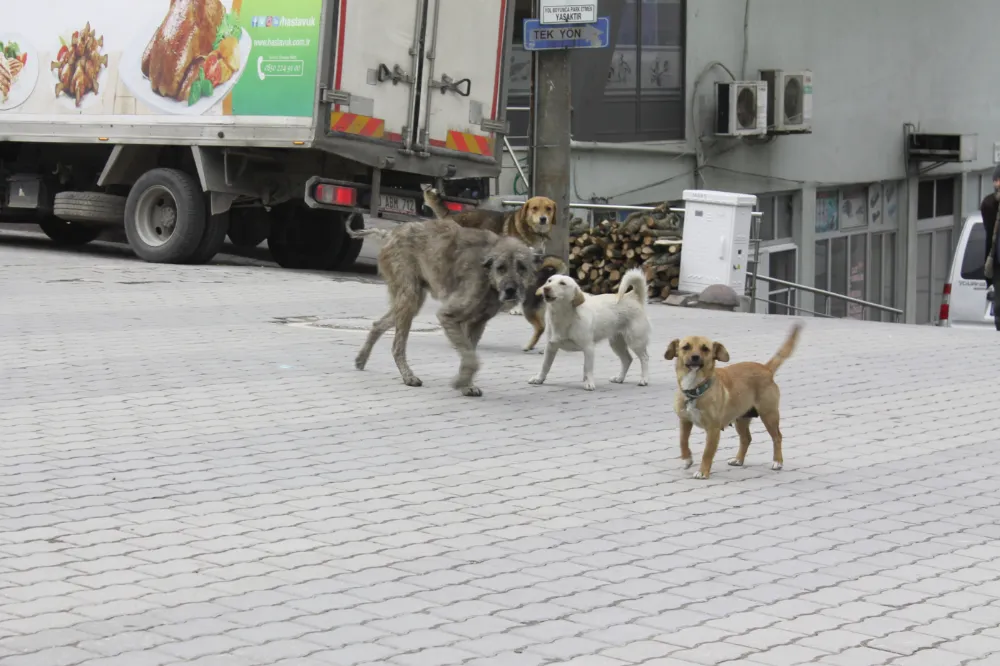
[229, 0, 322, 117]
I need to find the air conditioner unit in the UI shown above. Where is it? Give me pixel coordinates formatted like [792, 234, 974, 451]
[714, 81, 768, 137]
[759, 69, 813, 134]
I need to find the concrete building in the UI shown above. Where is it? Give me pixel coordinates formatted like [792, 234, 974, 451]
[502, 0, 999, 324]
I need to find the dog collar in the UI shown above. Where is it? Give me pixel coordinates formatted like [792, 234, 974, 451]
[682, 378, 713, 401]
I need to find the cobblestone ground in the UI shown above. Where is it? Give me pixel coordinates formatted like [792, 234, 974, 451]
[0, 234, 999, 666]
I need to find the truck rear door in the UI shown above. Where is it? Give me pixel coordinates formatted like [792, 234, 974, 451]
[416, 0, 511, 165]
[329, 0, 424, 147]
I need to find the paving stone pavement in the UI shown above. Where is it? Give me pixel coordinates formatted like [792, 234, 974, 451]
[0, 236, 999, 666]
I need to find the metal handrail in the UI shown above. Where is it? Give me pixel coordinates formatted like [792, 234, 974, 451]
[500, 200, 763, 217]
[752, 295, 835, 319]
[751, 273, 903, 319]
[502, 136, 529, 192]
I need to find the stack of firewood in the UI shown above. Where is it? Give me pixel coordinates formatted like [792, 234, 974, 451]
[568, 203, 683, 300]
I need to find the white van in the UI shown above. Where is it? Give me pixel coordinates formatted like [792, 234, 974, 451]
[939, 213, 997, 330]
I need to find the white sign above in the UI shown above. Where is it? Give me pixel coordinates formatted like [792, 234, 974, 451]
[539, 1, 597, 24]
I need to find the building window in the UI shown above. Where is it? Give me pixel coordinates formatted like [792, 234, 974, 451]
[814, 183, 902, 321]
[755, 193, 794, 242]
[570, 0, 686, 142]
[917, 177, 955, 220]
[965, 170, 996, 213]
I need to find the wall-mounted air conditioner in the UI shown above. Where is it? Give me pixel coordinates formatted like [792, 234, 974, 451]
[714, 81, 768, 137]
[759, 69, 813, 134]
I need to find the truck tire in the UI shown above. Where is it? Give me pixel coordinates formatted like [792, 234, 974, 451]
[227, 208, 270, 249]
[38, 217, 102, 246]
[268, 206, 345, 270]
[53, 191, 127, 224]
[334, 214, 365, 270]
[124, 168, 207, 264]
[185, 212, 230, 265]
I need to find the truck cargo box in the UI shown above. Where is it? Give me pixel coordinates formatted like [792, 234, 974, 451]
[0, 0, 513, 179]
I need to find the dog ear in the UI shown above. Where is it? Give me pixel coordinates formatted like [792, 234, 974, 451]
[571, 287, 585, 307]
[664, 339, 679, 360]
[516, 200, 530, 225]
[550, 199, 558, 226]
[713, 341, 730, 363]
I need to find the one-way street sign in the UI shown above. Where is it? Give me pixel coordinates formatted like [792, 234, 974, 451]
[522, 17, 610, 51]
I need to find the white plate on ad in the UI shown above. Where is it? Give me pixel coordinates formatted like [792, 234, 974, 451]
[0, 34, 39, 111]
[120, 17, 252, 116]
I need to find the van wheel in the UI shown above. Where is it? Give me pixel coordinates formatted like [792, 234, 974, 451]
[268, 206, 345, 270]
[38, 217, 102, 246]
[124, 168, 207, 264]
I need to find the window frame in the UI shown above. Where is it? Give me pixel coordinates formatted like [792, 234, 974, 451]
[570, 0, 687, 143]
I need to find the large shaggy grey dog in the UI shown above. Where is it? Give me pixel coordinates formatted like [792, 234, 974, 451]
[349, 218, 536, 396]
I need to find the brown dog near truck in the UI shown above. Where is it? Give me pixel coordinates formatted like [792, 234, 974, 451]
[423, 187, 556, 250]
[664, 323, 802, 479]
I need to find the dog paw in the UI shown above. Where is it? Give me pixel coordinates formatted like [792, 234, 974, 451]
[528, 375, 545, 385]
[583, 381, 596, 391]
[727, 458, 744, 467]
[508, 306, 523, 316]
[354, 356, 367, 370]
[771, 462, 783, 471]
[692, 470, 709, 480]
[402, 376, 423, 387]
[638, 378, 648, 387]
[682, 458, 693, 469]
[462, 386, 483, 397]
[609, 375, 625, 384]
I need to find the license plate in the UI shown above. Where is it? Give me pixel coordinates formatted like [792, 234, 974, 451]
[379, 195, 417, 216]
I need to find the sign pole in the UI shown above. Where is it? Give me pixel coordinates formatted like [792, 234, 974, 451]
[531, 38, 572, 263]
[532, 49, 572, 263]
[525, 2, 606, 262]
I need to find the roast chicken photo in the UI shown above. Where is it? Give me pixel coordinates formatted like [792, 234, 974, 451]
[141, 0, 243, 106]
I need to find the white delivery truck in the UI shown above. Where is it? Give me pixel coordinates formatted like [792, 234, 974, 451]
[0, 0, 514, 269]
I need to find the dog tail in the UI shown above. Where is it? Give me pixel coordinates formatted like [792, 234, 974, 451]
[765, 323, 802, 374]
[422, 187, 450, 219]
[616, 267, 648, 307]
[345, 226, 392, 241]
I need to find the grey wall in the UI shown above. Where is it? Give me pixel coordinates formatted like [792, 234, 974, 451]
[567, 0, 1000, 204]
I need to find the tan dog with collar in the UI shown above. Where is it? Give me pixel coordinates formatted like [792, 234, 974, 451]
[664, 323, 801, 479]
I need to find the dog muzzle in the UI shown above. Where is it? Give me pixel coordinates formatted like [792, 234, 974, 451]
[499, 283, 522, 303]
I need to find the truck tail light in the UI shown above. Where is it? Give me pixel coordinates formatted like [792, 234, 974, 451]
[938, 282, 951, 322]
[315, 184, 357, 206]
[444, 201, 467, 212]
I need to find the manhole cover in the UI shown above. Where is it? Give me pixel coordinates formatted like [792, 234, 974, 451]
[272, 315, 440, 333]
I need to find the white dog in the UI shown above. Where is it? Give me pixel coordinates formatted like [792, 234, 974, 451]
[528, 268, 652, 391]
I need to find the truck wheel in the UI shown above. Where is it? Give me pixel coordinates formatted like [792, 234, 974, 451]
[124, 168, 207, 264]
[185, 212, 230, 265]
[38, 217, 102, 246]
[227, 208, 270, 249]
[53, 192, 127, 224]
[334, 214, 365, 270]
[268, 207, 345, 270]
